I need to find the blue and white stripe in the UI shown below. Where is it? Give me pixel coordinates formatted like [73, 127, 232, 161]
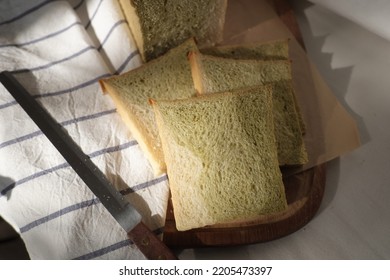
[0, 0, 168, 260]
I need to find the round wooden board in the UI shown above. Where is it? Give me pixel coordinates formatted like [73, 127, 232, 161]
[163, 164, 326, 247]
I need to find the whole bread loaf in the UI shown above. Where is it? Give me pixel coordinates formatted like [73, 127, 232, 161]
[119, 0, 227, 61]
[99, 38, 198, 175]
[189, 52, 308, 166]
[151, 86, 288, 231]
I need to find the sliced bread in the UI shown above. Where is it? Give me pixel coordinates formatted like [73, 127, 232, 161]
[119, 0, 227, 61]
[189, 52, 292, 94]
[201, 39, 290, 60]
[201, 40, 305, 134]
[99, 38, 198, 175]
[189, 52, 308, 166]
[151, 86, 287, 231]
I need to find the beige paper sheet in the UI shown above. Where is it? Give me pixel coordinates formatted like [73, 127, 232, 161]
[221, 0, 361, 173]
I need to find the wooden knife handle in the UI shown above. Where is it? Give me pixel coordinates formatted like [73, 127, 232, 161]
[128, 222, 177, 260]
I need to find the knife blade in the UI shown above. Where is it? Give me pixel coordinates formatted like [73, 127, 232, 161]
[0, 71, 176, 260]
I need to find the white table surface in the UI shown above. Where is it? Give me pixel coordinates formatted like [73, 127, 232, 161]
[178, 0, 390, 260]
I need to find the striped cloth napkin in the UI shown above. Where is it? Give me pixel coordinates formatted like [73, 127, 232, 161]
[0, 0, 170, 259]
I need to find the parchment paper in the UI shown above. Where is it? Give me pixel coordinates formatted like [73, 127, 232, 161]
[221, 0, 360, 173]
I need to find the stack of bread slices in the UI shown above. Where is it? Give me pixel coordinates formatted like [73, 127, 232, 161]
[100, 0, 307, 231]
[99, 37, 308, 231]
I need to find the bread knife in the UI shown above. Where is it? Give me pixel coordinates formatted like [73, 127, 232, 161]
[0, 71, 176, 260]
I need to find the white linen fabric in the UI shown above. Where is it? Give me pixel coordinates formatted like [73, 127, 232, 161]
[0, 0, 169, 259]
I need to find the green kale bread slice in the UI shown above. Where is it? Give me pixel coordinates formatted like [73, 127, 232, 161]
[189, 51, 292, 94]
[99, 38, 198, 175]
[189, 52, 308, 166]
[201, 39, 290, 60]
[151, 86, 287, 231]
[201, 39, 305, 134]
[119, 0, 227, 61]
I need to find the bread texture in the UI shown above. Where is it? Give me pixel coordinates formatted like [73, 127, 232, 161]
[99, 38, 198, 175]
[189, 52, 308, 165]
[151, 86, 287, 231]
[201, 39, 290, 60]
[268, 80, 308, 165]
[119, 0, 227, 61]
[201, 40, 305, 134]
[189, 52, 292, 94]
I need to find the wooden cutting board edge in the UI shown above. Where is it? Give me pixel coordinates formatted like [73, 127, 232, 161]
[163, 164, 326, 248]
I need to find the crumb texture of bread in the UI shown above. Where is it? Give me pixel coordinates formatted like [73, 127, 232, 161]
[120, 0, 227, 61]
[99, 39, 198, 175]
[152, 87, 287, 231]
[189, 53, 292, 93]
[200, 40, 306, 134]
[189, 52, 308, 166]
[201, 39, 290, 60]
